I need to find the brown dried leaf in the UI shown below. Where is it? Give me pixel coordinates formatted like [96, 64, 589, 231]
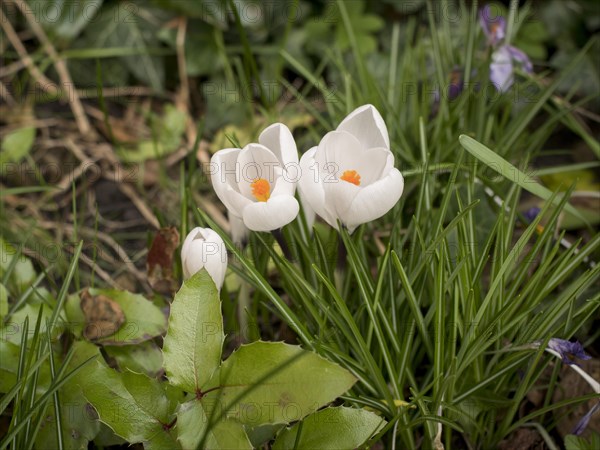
[80, 288, 126, 341]
[147, 226, 180, 294]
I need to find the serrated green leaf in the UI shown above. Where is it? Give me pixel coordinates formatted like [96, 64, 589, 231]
[218, 341, 357, 426]
[163, 270, 224, 393]
[104, 341, 164, 377]
[0, 238, 37, 293]
[121, 371, 180, 424]
[245, 423, 284, 448]
[80, 360, 178, 445]
[0, 126, 35, 166]
[35, 341, 102, 450]
[272, 406, 386, 450]
[93, 423, 127, 447]
[65, 288, 167, 345]
[176, 399, 252, 449]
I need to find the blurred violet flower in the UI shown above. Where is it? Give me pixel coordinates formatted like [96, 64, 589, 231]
[531, 338, 599, 436]
[479, 4, 533, 92]
[547, 338, 592, 366]
[479, 4, 506, 46]
[524, 206, 541, 223]
[572, 401, 600, 436]
[490, 45, 533, 92]
[431, 67, 476, 116]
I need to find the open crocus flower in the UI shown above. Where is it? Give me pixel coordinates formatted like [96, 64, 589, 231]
[181, 227, 227, 289]
[210, 124, 300, 233]
[298, 105, 404, 233]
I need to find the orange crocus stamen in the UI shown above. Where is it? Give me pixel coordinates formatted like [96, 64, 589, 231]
[340, 170, 361, 186]
[251, 178, 271, 202]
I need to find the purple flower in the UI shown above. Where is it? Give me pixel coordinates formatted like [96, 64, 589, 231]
[447, 67, 465, 101]
[479, 5, 506, 46]
[490, 45, 533, 92]
[524, 207, 541, 223]
[547, 338, 592, 366]
[480, 4, 533, 92]
[572, 401, 600, 436]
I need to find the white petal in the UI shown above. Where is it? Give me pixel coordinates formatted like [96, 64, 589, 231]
[211, 148, 250, 216]
[236, 143, 280, 199]
[271, 174, 295, 197]
[298, 147, 336, 228]
[229, 213, 248, 245]
[316, 131, 366, 179]
[316, 132, 389, 186]
[182, 231, 206, 279]
[337, 104, 390, 150]
[258, 123, 299, 166]
[342, 168, 404, 233]
[300, 195, 316, 231]
[181, 226, 203, 266]
[242, 195, 300, 231]
[323, 175, 361, 225]
[183, 232, 227, 288]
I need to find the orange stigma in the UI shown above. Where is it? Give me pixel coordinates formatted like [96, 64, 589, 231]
[251, 178, 271, 202]
[340, 170, 361, 186]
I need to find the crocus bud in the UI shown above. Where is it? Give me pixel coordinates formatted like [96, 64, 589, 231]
[181, 227, 227, 289]
[298, 104, 404, 233]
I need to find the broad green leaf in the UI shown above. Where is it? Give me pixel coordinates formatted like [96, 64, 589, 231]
[93, 424, 127, 447]
[1, 303, 55, 345]
[104, 341, 164, 377]
[158, 25, 222, 77]
[218, 341, 357, 426]
[0, 238, 36, 293]
[176, 399, 252, 450]
[82, 4, 165, 91]
[305, 1, 383, 55]
[246, 424, 284, 448]
[121, 370, 181, 424]
[459, 135, 587, 223]
[64, 292, 86, 338]
[0, 340, 20, 393]
[80, 360, 178, 446]
[565, 434, 600, 450]
[35, 341, 102, 450]
[0, 283, 7, 317]
[32, 0, 104, 41]
[163, 270, 224, 393]
[272, 407, 386, 450]
[65, 288, 167, 345]
[120, 105, 188, 162]
[0, 126, 35, 166]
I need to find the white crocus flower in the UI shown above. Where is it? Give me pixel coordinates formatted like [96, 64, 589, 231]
[181, 227, 227, 289]
[211, 123, 300, 233]
[298, 104, 404, 233]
